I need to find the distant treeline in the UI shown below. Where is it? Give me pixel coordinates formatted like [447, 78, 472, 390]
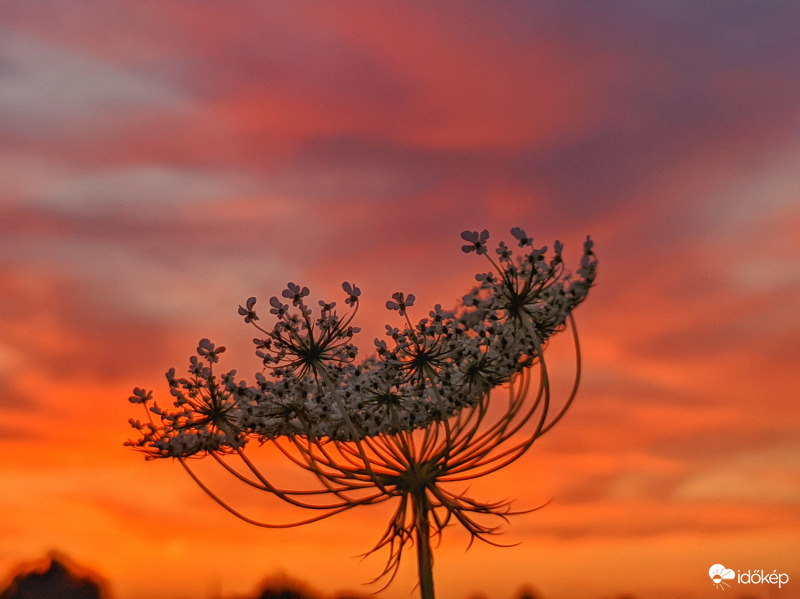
[2, 552, 756, 599]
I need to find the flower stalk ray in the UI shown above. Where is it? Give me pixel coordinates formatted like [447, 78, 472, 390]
[126, 227, 597, 599]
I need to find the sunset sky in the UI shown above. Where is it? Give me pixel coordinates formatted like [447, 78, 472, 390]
[1, 2, 799, 598]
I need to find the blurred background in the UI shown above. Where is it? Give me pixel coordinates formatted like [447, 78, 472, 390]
[0, 2, 798, 598]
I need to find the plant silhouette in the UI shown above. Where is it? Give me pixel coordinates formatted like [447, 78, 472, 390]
[0, 554, 107, 599]
[127, 227, 597, 599]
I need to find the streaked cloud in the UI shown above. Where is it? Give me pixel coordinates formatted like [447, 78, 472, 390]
[0, 27, 184, 139]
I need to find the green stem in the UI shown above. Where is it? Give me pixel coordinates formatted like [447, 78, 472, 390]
[413, 489, 435, 599]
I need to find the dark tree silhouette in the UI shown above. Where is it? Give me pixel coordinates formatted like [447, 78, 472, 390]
[0, 555, 107, 599]
[514, 586, 544, 599]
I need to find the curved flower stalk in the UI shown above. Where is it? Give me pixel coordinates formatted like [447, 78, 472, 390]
[126, 228, 597, 599]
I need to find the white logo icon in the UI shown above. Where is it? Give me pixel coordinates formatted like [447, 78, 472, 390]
[709, 564, 735, 590]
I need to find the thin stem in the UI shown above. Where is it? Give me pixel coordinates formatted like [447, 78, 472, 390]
[413, 489, 435, 599]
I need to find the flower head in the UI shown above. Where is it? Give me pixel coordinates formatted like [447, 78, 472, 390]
[127, 226, 597, 595]
[197, 338, 226, 363]
[343, 282, 361, 306]
[283, 282, 310, 306]
[386, 292, 415, 316]
[238, 297, 258, 323]
[129, 387, 152, 404]
[510, 227, 532, 247]
[460, 229, 490, 255]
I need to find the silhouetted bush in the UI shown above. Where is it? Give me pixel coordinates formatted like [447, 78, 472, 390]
[0, 554, 108, 599]
[514, 586, 544, 599]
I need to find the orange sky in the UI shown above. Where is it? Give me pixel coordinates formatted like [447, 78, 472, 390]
[1, 3, 799, 599]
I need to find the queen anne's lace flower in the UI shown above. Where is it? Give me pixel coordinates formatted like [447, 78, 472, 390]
[127, 227, 597, 598]
[238, 297, 258, 323]
[460, 229, 490, 255]
[385, 292, 415, 315]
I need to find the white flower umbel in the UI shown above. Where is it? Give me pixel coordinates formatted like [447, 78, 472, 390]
[127, 228, 597, 599]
